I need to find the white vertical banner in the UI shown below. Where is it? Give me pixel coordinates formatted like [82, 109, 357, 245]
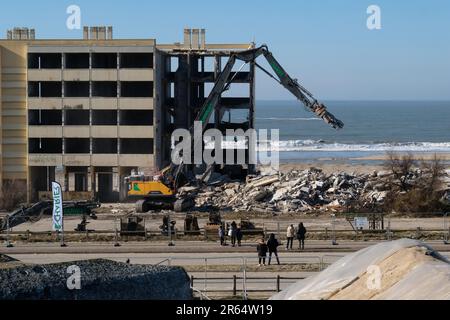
[52, 182, 64, 232]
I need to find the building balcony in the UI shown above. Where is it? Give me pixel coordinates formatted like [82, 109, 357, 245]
[119, 154, 153, 167]
[28, 126, 62, 138]
[28, 97, 62, 110]
[119, 98, 153, 110]
[91, 126, 118, 138]
[28, 69, 62, 82]
[63, 154, 91, 166]
[63, 69, 89, 81]
[118, 126, 154, 138]
[119, 69, 153, 81]
[91, 98, 118, 109]
[62, 126, 90, 138]
[63, 98, 90, 110]
[91, 69, 118, 81]
[29, 154, 63, 166]
[91, 154, 119, 166]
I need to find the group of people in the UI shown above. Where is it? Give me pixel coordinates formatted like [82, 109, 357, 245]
[286, 223, 307, 250]
[218, 221, 308, 266]
[256, 223, 307, 266]
[218, 221, 243, 247]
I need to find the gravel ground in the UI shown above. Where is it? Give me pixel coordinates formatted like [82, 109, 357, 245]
[0, 259, 192, 300]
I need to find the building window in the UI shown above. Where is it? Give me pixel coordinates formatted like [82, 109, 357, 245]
[120, 53, 153, 68]
[29, 138, 62, 154]
[93, 138, 118, 154]
[92, 81, 117, 97]
[28, 53, 62, 69]
[65, 138, 90, 154]
[92, 110, 118, 125]
[64, 110, 90, 125]
[64, 82, 89, 97]
[65, 53, 89, 69]
[119, 110, 153, 125]
[120, 81, 153, 98]
[120, 139, 153, 154]
[92, 53, 117, 69]
[28, 82, 62, 98]
[28, 110, 62, 125]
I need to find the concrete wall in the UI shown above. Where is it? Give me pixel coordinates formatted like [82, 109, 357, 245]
[0, 42, 28, 184]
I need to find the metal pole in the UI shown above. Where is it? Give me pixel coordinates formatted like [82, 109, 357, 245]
[168, 213, 175, 247]
[242, 258, 248, 300]
[204, 258, 208, 294]
[233, 275, 237, 296]
[387, 218, 392, 241]
[114, 219, 121, 247]
[443, 213, 449, 244]
[331, 214, 338, 245]
[6, 216, 13, 248]
[60, 214, 66, 247]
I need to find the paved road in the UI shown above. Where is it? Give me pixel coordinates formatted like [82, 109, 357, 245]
[2, 239, 450, 254]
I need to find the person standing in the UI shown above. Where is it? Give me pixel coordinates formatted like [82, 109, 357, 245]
[286, 224, 295, 250]
[256, 238, 268, 266]
[296, 222, 307, 250]
[230, 221, 237, 247]
[218, 225, 225, 246]
[236, 227, 243, 247]
[267, 233, 281, 265]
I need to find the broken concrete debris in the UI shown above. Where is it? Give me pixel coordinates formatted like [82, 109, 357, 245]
[192, 168, 448, 214]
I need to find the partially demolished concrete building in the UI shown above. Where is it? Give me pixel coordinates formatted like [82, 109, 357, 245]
[0, 27, 255, 203]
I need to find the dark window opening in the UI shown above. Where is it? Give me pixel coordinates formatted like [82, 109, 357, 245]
[120, 139, 153, 154]
[29, 138, 62, 154]
[64, 82, 89, 97]
[64, 110, 90, 125]
[120, 110, 153, 125]
[120, 53, 153, 68]
[74, 173, 88, 192]
[65, 138, 90, 154]
[92, 53, 117, 69]
[28, 110, 62, 125]
[120, 81, 153, 98]
[65, 53, 89, 69]
[28, 82, 62, 98]
[92, 110, 117, 125]
[93, 139, 118, 154]
[92, 81, 117, 97]
[28, 82, 39, 97]
[28, 53, 62, 69]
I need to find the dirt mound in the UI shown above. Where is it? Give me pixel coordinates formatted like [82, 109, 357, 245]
[272, 239, 450, 300]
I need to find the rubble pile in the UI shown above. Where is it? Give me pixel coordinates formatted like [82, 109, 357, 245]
[192, 168, 443, 214]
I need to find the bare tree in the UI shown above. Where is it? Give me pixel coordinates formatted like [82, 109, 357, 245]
[0, 180, 26, 211]
[384, 151, 416, 192]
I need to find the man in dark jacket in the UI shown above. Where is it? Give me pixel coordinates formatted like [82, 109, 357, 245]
[267, 233, 281, 265]
[236, 228, 243, 247]
[256, 238, 268, 266]
[297, 222, 307, 250]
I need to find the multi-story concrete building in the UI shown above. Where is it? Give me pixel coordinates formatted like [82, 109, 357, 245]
[0, 27, 255, 204]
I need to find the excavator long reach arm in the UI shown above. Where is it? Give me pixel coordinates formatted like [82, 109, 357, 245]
[195, 45, 344, 131]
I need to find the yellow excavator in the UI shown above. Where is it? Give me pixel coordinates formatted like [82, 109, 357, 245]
[126, 45, 345, 213]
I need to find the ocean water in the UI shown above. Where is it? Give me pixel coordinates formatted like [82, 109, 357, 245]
[233, 101, 450, 164]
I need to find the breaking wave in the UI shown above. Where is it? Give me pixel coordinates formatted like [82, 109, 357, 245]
[257, 140, 450, 152]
